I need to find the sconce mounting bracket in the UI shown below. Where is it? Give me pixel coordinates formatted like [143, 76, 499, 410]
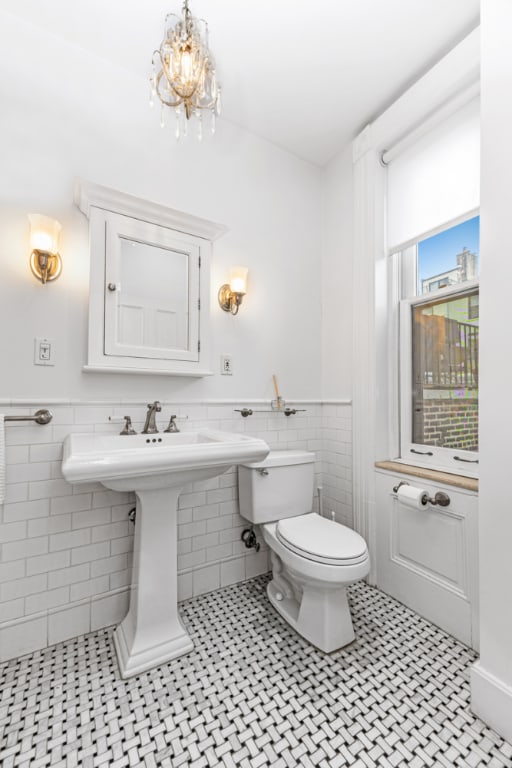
[30, 250, 62, 284]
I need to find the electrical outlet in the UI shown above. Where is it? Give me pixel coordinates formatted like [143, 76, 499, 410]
[34, 337, 55, 366]
[220, 354, 233, 375]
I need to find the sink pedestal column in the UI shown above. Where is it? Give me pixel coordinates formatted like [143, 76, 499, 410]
[113, 487, 193, 678]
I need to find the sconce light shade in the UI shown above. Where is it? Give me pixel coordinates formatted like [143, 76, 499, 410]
[218, 266, 248, 315]
[28, 214, 62, 284]
[228, 266, 248, 295]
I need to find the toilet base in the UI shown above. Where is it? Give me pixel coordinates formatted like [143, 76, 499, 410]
[267, 566, 355, 652]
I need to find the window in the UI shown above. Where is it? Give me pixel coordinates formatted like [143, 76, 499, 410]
[417, 216, 480, 295]
[397, 215, 480, 475]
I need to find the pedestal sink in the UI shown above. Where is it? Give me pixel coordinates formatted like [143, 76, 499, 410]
[62, 429, 269, 678]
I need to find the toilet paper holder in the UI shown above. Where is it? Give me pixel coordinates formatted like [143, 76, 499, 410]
[392, 481, 450, 507]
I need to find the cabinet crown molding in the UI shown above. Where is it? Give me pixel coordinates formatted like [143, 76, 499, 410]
[74, 179, 228, 241]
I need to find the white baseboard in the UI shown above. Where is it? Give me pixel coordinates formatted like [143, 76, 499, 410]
[471, 661, 512, 742]
[0, 588, 130, 663]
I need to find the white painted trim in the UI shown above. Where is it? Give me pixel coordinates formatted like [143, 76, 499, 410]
[82, 365, 214, 377]
[75, 178, 228, 241]
[471, 662, 512, 743]
[0, 398, 352, 407]
[386, 248, 408, 460]
[352, 29, 480, 584]
[352, 147, 386, 586]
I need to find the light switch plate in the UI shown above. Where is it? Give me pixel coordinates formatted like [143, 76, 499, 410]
[34, 337, 55, 366]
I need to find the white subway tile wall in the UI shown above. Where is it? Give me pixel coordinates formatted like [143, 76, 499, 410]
[321, 403, 353, 525]
[0, 400, 352, 661]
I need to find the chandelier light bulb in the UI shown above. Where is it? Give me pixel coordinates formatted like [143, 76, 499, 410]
[180, 49, 193, 83]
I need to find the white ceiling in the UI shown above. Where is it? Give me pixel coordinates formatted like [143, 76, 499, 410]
[3, 0, 479, 165]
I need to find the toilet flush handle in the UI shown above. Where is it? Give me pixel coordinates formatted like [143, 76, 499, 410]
[257, 468, 269, 476]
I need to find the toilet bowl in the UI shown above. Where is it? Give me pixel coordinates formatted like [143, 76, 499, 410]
[238, 450, 370, 652]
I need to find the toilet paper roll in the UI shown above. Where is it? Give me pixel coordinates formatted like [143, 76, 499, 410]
[396, 484, 428, 509]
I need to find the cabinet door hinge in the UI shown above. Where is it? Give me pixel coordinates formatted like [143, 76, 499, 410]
[198, 255, 201, 269]
[198, 298, 201, 311]
[198, 339, 201, 353]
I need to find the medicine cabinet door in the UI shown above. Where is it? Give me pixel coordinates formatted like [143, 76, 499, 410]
[103, 213, 201, 363]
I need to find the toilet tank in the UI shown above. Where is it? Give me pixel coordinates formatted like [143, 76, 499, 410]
[238, 449, 315, 524]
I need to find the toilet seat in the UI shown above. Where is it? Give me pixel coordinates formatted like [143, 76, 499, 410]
[276, 513, 368, 566]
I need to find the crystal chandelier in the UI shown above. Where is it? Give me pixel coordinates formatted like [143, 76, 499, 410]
[150, 1, 221, 140]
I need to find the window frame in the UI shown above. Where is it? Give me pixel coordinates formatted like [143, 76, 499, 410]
[398, 277, 480, 477]
[388, 211, 481, 478]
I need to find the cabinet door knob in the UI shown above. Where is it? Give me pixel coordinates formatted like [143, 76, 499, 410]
[107, 282, 117, 292]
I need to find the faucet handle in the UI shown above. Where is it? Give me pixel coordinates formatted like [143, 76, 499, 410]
[147, 401, 162, 412]
[120, 416, 136, 435]
[164, 415, 179, 433]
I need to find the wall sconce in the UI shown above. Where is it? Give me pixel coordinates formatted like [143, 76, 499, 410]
[28, 214, 62, 284]
[218, 267, 248, 315]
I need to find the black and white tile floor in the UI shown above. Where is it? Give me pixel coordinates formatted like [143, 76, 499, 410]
[1, 576, 512, 767]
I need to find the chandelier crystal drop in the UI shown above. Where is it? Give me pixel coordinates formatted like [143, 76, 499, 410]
[151, 0, 221, 139]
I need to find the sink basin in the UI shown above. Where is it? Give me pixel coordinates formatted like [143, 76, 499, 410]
[62, 428, 269, 678]
[62, 428, 268, 491]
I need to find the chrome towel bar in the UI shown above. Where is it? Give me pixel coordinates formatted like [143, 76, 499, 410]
[4, 409, 53, 425]
[234, 407, 306, 417]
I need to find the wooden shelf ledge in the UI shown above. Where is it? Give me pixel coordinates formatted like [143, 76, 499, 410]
[375, 461, 478, 492]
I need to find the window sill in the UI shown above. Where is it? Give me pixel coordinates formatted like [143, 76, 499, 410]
[374, 461, 478, 492]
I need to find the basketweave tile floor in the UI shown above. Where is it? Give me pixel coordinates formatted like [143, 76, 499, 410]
[1, 576, 512, 768]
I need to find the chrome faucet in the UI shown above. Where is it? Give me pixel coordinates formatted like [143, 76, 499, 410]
[142, 401, 161, 434]
[120, 415, 136, 435]
[164, 415, 180, 433]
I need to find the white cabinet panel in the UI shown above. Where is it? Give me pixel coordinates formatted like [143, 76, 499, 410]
[103, 212, 200, 363]
[375, 470, 478, 648]
[392, 503, 465, 590]
[75, 179, 227, 377]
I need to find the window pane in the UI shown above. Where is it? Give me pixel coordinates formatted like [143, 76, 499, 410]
[412, 289, 479, 451]
[418, 216, 480, 295]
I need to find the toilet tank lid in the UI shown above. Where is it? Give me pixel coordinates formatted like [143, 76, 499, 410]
[240, 449, 315, 469]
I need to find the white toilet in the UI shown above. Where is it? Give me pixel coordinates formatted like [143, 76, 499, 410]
[238, 449, 370, 652]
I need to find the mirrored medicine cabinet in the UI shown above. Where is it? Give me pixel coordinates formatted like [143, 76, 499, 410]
[75, 180, 227, 376]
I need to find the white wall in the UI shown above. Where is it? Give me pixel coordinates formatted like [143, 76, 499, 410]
[470, 0, 512, 742]
[0, 10, 322, 403]
[0, 10, 358, 660]
[321, 146, 354, 399]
